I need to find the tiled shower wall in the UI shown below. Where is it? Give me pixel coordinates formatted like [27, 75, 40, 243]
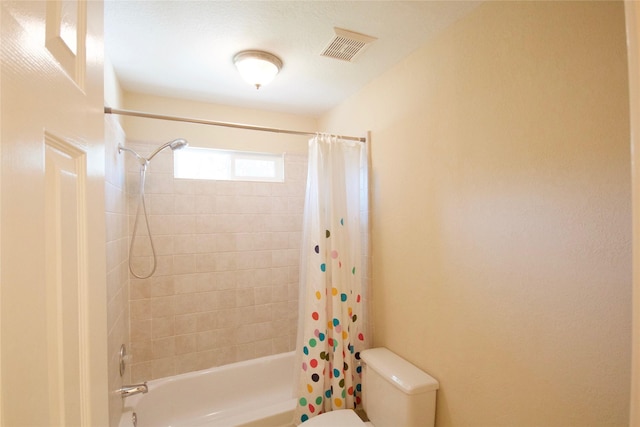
[125, 140, 306, 382]
[105, 116, 130, 427]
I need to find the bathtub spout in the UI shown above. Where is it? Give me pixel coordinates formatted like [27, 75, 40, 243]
[118, 382, 148, 398]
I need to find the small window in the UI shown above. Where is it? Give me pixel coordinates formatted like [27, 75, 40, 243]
[174, 147, 284, 182]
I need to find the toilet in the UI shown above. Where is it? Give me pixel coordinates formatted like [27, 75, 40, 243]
[302, 347, 439, 427]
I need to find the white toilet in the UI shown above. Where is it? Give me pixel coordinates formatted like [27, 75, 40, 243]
[302, 347, 439, 427]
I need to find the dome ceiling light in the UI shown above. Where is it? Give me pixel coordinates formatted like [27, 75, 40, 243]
[233, 50, 283, 90]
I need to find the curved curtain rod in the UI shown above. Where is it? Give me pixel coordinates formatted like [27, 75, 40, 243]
[104, 107, 367, 143]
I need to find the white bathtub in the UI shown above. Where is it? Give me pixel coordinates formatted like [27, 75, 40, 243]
[119, 352, 296, 427]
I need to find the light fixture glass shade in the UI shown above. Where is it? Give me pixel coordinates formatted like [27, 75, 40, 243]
[234, 50, 282, 90]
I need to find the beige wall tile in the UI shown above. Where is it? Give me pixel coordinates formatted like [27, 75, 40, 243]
[149, 194, 175, 215]
[175, 352, 200, 374]
[130, 319, 152, 342]
[131, 340, 153, 363]
[152, 316, 175, 338]
[173, 254, 196, 274]
[174, 293, 200, 315]
[151, 357, 175, 380]
[196, 311, 219, 332]
[150, 275, 174, 297]
[152, 337, 175, 359]
[130, 299, 151, 320]
[174, 313, 198, 335]
[174, 335, 197, 355]
[130, 362, 152, 384]
[150, 296, 175, 318]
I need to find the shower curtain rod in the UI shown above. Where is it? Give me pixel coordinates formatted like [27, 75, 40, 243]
[104, 107, 367, 143]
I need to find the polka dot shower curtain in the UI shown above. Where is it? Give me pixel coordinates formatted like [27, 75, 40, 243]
[294, 134, 369, 425]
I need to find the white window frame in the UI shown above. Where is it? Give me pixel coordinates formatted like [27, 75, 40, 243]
[173, 146, 285, 182]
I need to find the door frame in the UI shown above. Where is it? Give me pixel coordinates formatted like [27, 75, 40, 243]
[625, 2, 640, 425]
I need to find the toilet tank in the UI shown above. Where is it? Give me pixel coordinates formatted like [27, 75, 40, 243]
[360, 348, 439, 427]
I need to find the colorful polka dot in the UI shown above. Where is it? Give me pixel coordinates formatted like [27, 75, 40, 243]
[297, 218, 366, 420]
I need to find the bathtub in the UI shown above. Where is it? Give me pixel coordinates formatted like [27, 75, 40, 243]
[119, 352, 296, 427]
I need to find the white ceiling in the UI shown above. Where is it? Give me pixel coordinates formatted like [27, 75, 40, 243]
[105, 1, 481, 117]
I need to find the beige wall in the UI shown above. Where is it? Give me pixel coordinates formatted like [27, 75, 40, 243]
[121, 92, 316, 154]
[321, 2, 631, 426]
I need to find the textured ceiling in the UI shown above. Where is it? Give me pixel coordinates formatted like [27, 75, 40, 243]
[105, 1, 481, 117]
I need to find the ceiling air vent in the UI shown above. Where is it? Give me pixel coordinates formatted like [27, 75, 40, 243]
[320, 27, 377, 62]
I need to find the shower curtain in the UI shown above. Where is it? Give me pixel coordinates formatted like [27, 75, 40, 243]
[294, 134, 368, 424]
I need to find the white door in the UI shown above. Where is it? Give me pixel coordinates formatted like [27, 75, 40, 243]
[1, 1, 108, 426]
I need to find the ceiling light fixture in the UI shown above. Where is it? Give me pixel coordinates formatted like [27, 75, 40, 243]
[233, 50, 283, 90]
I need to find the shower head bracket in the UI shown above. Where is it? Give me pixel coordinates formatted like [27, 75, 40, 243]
[118, 144, 148, 167]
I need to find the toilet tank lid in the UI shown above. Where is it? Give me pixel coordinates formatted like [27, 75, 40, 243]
[360, 347, 439, 395]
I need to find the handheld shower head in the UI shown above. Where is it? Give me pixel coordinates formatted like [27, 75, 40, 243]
[117, 137, 189, 279]
[169, 138, 189, 150]
[147, 138, 189, 161]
